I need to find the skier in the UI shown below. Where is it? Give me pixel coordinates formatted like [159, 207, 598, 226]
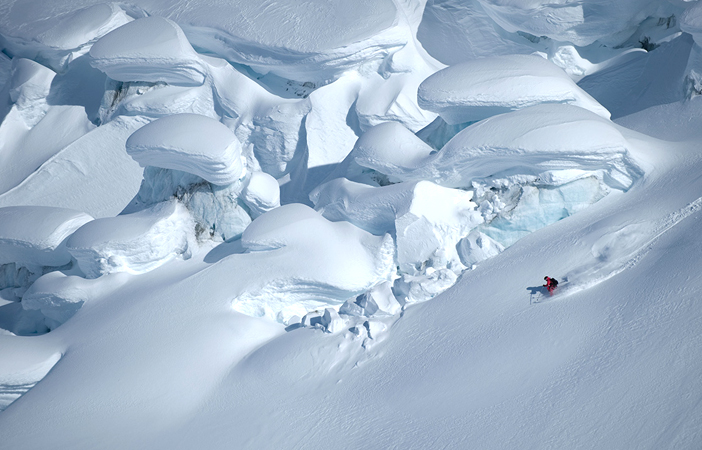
[543, 276, 558, 295]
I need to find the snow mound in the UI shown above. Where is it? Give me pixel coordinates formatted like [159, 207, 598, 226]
[21, 271, 128, 330]
[66, 201, 195, 278]
[89, 16, 207, 86]
[356, 104, 642, 191]
[234, 204, 394, 322]
[180, 0, 402, 82]
[319, 121, 436, 187]
[242, 172, 281, 218]
[312, 178, 482, 303]
[417, 54, 610, 124]
[126, 113, 246, 186]
[0, 206, 93, 268]
[0, 3, 132, 71]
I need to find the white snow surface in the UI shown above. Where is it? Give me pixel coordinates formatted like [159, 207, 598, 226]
[66, 200, 195, 278]
[126, 113, 245, 186]
[0, 206, 93, 267]
[417, 54, 611, 124]
[1, 0, 702, 449]
[89, 16, 207, 86]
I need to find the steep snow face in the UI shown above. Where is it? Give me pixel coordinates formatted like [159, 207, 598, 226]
[66, 201, 195, 278]
[126, 113, 245, 186]
[0, 206, 93, 268]
[417, 54, 610, 124]
[476, 0, 670, 47]
[89, 16, 207, 86]
[0, 58, 96, 195]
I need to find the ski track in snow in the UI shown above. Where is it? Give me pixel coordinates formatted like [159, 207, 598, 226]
[539, 195, 702, 303]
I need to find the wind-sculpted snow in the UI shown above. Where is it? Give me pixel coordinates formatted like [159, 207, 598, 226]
[417, 54, 610, 124]
[21, 271, 128, 331]
[242, 172, 281, 219]
[0, 206, 93, 268]
[348, 104, 642, 191]
[126, 113, 245, 186]
[0, 3, 132, 72]
[235, 204, 395, 322]
[89, 16, 207, 86]
[66, 200, 195, 278]
[0, 0, 402, 83]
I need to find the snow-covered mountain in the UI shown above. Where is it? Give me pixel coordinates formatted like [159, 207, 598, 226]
[1, 0, 701, 448]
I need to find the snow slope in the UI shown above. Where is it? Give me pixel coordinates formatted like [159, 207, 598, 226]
[1, 0, 702, 449]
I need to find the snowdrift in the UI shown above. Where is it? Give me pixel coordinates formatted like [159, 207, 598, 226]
[126, 113, 245, 185]
[417, 54, 610, 124]
[89, 16, 207, 86]
[66, 201, 195, 278]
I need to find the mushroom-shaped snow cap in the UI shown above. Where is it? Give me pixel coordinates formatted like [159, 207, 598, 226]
[126, 114, 246, 185]
[89, 16, 207, 86]
[418, 54, 610, 124]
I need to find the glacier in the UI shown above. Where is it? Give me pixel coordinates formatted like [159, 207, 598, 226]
[0, 0, 701, 448]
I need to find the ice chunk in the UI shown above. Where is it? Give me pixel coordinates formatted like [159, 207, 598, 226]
[242, 172, 281, 218]
[395, 182, 482, 274]
[89, 16, 207, 86]
[0, 206, 93, 268]
[457, 230, 505, 268]
[126, 114, 246, 186]
[321, 308, 344, 333]
[313, 178, 482, 275]
[417, 54, 610, 124]
[21, 271, 128, 330]
[66, 201, 195, 278]
[394, 267, 458, 304]
[482, 176, 609, 248]
[340, 281, 402, 317]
